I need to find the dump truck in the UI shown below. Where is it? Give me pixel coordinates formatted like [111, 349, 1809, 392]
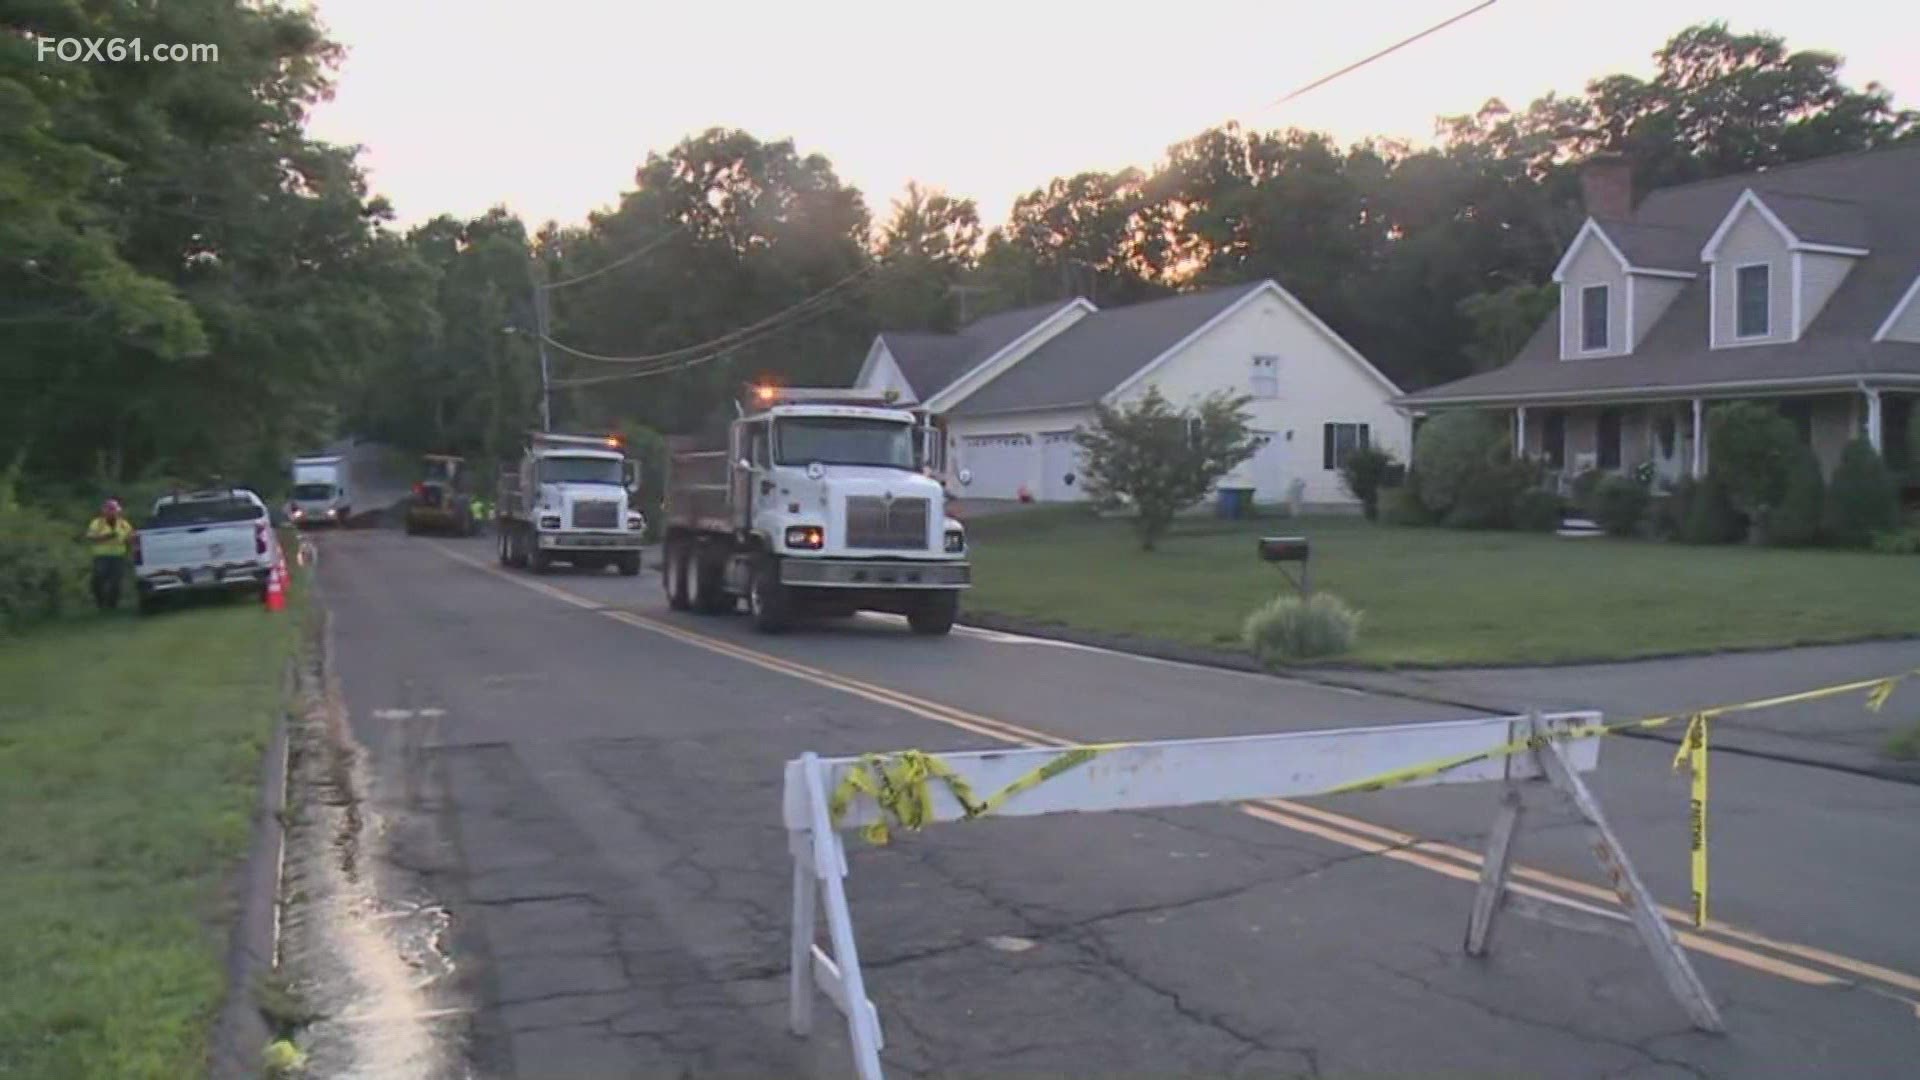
[661, 386, 971, 634]
[496, 431, 645, 574]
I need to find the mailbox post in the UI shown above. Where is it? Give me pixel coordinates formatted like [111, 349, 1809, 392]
[1257, 535, 1311, 597]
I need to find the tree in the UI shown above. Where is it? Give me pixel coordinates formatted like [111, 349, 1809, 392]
[1458, 284, 1559, 372]
[870, 183, 982, 331]
[1074, 387, 1257, 551]
[1338, 445, 1398, 521]
[1768, 445, 1825, 547]
[1823, 439, 1900, 547]
[1706, 402, 1800, 542]
[1411, 410, 1509, 518]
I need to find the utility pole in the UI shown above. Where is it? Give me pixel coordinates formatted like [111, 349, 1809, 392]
[526, 258, 554, 432]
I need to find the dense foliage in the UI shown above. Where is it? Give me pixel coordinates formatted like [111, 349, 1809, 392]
[1243, 592, 1362, 664]
[1074, 388, 1258, 551]
[1338, 446, 1398, 521]
[1768, 447, 1826, 547]
[1707, 402, 1801, 540]
[1823, 439, 1901, 547]
[1592, 476, 1652, 537]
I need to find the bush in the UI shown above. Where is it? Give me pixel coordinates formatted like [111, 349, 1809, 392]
[1651, 479, 1690, 540]
[1768, 447, 1825, 547]
[1869, 529, 1920, 555]
[1823, 439, 1900, 547]
[1378, 484, 1431, 526]
[1592, 475, 1651, 537]
[1338, 445, 1398, 521]
[0, 503, 87, 632]
[1444, 458, 1534, 530]
[1568, 468, 1605, 517]
[1707, 401, 1799, 536]
[1412, 411, 1507, 518]
[1511, 489, 1562, 532]
[1243, 591, 1362, 664]
[1681, 473, 1745, 544]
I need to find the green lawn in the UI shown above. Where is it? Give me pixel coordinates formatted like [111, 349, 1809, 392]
[963, 510, 1920, 666]
[0, 583, 303, 1078]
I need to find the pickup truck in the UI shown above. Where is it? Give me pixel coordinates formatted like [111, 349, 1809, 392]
[133, 489, 280, 614]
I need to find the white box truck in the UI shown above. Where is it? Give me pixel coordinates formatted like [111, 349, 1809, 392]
[288, 454, 352, 526]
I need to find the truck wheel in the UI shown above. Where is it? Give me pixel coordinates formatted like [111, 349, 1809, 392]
[692, 552, 730, 614]
[529, 545, 552, 574]
[664, 541, 693, 610]
[617, 552, 641, 577]
[907, 592, 958, 636]
[747, 557, 792, 633]
[497, 528, 511, 566]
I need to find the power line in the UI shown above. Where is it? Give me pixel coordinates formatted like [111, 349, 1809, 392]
[541, 226, 682, 291]
[1269, 0, 1498, 109]
[540, 265, 875, 365]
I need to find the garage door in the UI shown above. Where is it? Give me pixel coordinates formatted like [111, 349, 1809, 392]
[959, 434, 1032, 500]
[1039, 431, 1087, 502]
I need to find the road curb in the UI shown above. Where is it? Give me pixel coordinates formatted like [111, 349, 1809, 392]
[959, 610, 1920, 787]
[205, 663, 295, 1079]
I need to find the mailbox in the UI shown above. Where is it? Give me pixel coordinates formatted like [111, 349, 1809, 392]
[1258, 536, 1310, 563]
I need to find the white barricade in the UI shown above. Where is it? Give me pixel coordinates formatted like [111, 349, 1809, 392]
[782, 711, 1722, 1080]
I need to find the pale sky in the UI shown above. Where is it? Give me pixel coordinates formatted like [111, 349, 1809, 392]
[303, 1, 1918, 232]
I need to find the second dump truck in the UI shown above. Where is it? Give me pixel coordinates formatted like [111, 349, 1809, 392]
[497, 431, 646, 574]
[662, 386, 971, 634]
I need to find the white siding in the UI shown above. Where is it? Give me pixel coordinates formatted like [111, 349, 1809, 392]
[1885, 280, 1920, 343]
[1558, 239, 1628, 359]
[1796, 251, 1856, 337]
[1629, 275, 1685, 347]
[1107, 289, 1408, 506]
[857, 342, 916, 401]
[1709, 208, 1791, 347]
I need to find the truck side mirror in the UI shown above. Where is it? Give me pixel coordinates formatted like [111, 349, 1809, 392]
[622, 460, 640, 492]
[737, 457, 754, 473]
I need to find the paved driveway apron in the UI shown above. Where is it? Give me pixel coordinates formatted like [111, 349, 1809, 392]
[316, 528, 1920, 1078]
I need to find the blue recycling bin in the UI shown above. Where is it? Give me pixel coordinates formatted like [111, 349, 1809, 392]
[1216, 487, 1252, 519]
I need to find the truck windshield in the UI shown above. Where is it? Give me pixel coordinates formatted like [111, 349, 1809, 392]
[775, 418, 914, 469]
[292, 484, 334, 501]
[539, 457, 623, 484]
[150, 498, 264, 527]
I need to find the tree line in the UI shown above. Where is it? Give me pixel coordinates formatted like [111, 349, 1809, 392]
[5, 5, 1915, 505]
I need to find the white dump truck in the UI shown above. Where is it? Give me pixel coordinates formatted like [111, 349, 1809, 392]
[496, 431, 646, 575]
[661, 386, 971, 634]
[288, 454, 351, 526]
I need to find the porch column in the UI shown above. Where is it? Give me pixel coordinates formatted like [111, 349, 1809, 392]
[1864, 387, 1884, 453]
[1690, 399, 1704, 477]
[1515, 406, 1528, 457]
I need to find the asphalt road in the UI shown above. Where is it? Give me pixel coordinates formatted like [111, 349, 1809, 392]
[313, 524, 1920, 1078]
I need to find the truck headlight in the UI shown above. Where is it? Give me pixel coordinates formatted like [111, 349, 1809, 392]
[627, 512, 646, 532]
[944, 528, 966, 553]
[540, 514, 562, 529]
[785, 525, 825, 550]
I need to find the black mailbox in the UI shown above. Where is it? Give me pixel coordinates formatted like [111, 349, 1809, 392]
[1258, 536, 1310, 563]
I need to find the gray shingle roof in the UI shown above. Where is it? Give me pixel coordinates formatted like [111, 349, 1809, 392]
[1404, 144, 1920, 405]
[878, 302, 1069, 401]
[950, 283, 1266, 416]
[1593, 219, 1698, 270]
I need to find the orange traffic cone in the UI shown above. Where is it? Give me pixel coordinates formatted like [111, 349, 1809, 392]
[264, 556, 287, 613]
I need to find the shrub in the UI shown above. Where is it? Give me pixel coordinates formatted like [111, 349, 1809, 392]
[1378, 484, 1431, 526]
[1768, 446, 1825, 547]
[0, 501, 87, 632]
[1445, 458, 1534, 530]
[1869, 529, 1920, 555]
[1338, 445, 1398, 521]
[1707, 401, 1799, 537]
[1823, 439, 1900, 547]
[1412, 411, 1507, 518]
[1568, 468, 1605, 518]
[1592, 475, 1651, 537]
[1651, 479, 1691, 540]
[1243, 591, 1362, 664]
[1511, 489, 1562, 532]
[1681, 473, 1745, 544]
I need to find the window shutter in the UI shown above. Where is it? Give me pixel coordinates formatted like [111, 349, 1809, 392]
[1360, 424, 1371, 449]
[1322, 424, 1335, 470]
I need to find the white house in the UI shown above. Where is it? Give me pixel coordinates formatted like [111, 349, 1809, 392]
[851, 280, 1409, 507]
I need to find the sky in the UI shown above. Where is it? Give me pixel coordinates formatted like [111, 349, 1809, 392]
[302, 1, 1919, 232]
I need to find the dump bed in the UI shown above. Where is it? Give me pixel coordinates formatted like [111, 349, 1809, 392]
[664, 434, 735, 534]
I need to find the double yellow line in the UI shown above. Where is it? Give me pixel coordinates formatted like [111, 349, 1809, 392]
[430, 542, 1920, 1015]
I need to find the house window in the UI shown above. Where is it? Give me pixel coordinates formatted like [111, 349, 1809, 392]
[1542, 410, 1567, 469]
[1596, 408, 1622, 470]
[1736, 264, 1771, 338]
[1581, 285, 1610, 352]
[1322, 423, 1370, 470]
[1250, 354, 1279, 397]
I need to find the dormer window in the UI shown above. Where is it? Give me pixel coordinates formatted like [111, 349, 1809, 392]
[1581, 285, 1610, 352]
[1735, 264, 1771, 338]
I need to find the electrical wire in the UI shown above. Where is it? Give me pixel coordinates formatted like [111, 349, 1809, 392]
[539, 264, 875, 365]
[540, 226, 682, 291]
[1269, 0, 1498, 109]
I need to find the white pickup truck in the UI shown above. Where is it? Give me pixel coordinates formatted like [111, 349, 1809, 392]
[133, 489, 280, 614]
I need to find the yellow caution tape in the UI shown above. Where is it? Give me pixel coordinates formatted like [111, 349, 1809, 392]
[830, 745, 1119, 845]
[1671, 713, 1710, 927]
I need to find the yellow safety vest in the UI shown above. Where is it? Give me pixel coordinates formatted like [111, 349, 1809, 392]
[87, 517, 134, 557]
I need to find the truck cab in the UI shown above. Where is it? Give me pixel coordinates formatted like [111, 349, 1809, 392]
[497, 433, 645, 574]
[663, 387, 971, 634]
[289, 455, 351, 526]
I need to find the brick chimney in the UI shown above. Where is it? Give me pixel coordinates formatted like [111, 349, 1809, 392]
[1580, 153, 1633, 219]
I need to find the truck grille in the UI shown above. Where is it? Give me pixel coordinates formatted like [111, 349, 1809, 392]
[845, 496, 929, 550]
[571, 500, 619, 529]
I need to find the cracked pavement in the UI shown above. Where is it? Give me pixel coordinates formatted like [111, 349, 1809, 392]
[314, 527, 1920, 1078]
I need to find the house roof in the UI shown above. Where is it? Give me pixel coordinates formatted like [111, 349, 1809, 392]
[949, 283, 1266, 416]
[1593, 219, 1698, 271]
[877, 302, 1068, 401]
[1404, 144, 1920, 406]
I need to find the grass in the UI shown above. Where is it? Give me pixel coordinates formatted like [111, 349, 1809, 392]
[0, 574, 303, 1079]
[1886, 723, 1920, 762]
[963, 509, 1920, 666]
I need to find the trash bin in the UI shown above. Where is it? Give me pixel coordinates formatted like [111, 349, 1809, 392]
[1216, 487, 1252, 519]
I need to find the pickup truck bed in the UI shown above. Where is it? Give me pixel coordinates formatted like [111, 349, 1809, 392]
[134, 491, 278, 612]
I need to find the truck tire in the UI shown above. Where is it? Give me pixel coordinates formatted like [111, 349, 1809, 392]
[747, 556, 792, 633]
[664, 540, 692, 611]
[529, 545, 552, 574]
[497, 527, 511, 565]
[907, 591, 958, 636]
[617, 552, 641, 577]
[692, 550, 731, 614]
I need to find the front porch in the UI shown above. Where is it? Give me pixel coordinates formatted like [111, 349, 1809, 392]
[1512, 389, 1914, 489]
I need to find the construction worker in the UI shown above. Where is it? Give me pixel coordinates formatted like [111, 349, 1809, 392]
[85, 498, 135, 611]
